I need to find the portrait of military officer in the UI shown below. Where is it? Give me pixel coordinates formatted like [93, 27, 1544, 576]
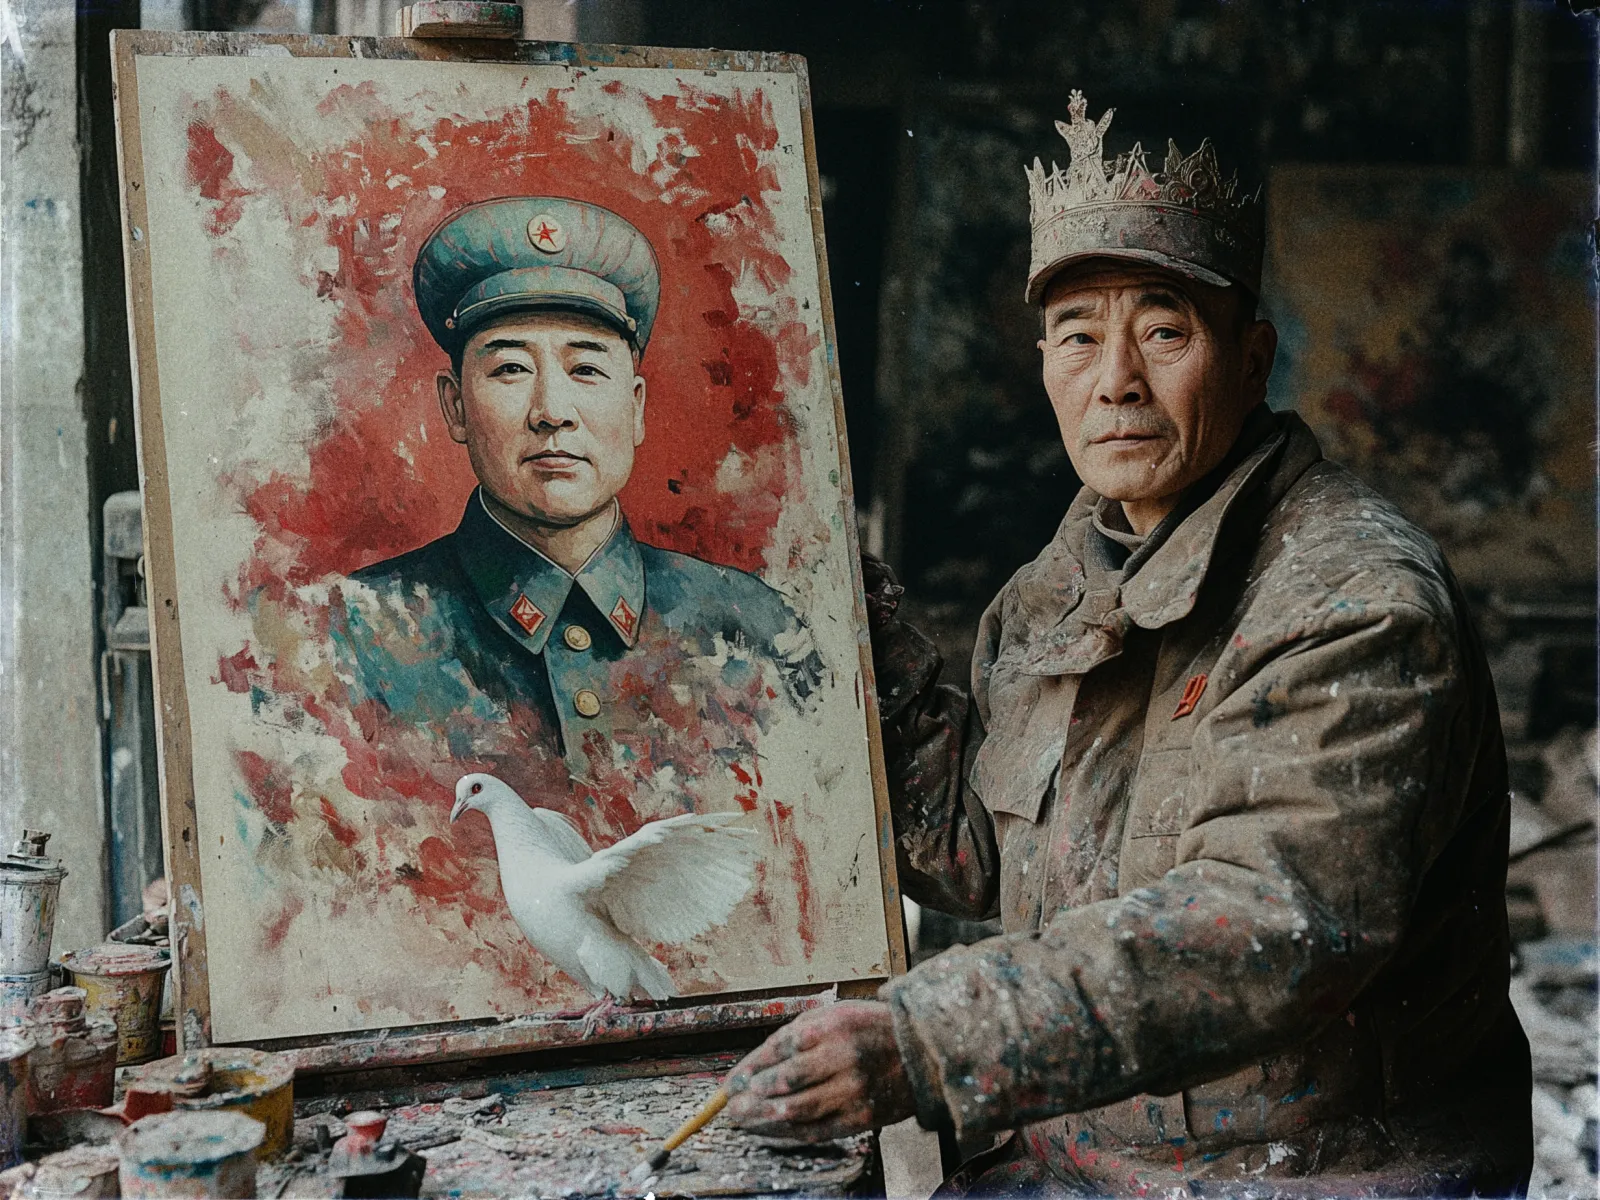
[337, 197, 813, 778]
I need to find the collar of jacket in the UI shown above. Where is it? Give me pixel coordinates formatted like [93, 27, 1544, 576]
[1016, 409, 1321, 677]
[451, 488, 646, 653]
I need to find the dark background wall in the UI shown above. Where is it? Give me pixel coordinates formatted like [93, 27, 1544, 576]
[629, 4, 1594, 679]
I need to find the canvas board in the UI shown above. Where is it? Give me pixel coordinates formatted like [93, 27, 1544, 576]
[113, 33, 902, 1051]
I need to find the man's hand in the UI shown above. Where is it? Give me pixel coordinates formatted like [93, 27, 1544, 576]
[724, 1000, 916, 1142]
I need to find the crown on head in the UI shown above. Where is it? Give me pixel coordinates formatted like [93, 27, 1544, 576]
[1023, 90, 1264, 302]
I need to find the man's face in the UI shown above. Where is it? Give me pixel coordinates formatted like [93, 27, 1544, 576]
[438, 312, 646, 528]
[1038, 262, 1276, 526]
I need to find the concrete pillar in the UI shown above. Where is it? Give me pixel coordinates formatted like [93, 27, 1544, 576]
[1508, 0, 1548, 170]
[0, 0, 108, 950]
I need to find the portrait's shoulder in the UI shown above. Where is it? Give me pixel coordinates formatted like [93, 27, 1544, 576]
[638, 544, 793, 632]
[347, 535, 461, 596]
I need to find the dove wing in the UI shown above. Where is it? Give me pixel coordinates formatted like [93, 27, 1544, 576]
[571, 812, 758, 946]
[526, 807, 594, 864]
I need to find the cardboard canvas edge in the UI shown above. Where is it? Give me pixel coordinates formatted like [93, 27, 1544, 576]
[110, 30, 905, 1068]
[111, 28, 216, 1050]
[789, 56, 909, 991]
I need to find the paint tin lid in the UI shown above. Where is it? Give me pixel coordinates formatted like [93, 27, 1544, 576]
[0, 859, 66, 883]
[59, 944, 170, 978]
[0, 1026, 35, 1063]
[0, 830, 66, 879]
[117, 1110, 266, 1169]
[20, 1144, 120, 1200]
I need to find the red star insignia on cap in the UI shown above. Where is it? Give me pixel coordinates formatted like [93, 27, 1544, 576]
[509, 594, 546, 637]
[526, 214, 566, 254]
[609, 596, 638, 640]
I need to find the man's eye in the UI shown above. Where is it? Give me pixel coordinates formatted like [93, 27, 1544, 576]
[1060, 332, 1096, 347]
[571, 363, 610, 379]
[1150, 326, 1184, 341]
[488, 362, 530, 377]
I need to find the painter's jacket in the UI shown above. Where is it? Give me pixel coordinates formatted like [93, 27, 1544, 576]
[872, 409, 1532, 1195]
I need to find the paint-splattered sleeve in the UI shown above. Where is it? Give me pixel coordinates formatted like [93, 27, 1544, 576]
[864, 556, 1000, 922]
[883, 598, 1481, 1137]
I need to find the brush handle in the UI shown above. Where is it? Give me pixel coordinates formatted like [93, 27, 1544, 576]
[662, 1087, 728, 1152]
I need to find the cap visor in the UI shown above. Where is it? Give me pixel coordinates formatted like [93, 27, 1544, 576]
[454, 293, 638, 350]
[1026, 248, 1236, 305]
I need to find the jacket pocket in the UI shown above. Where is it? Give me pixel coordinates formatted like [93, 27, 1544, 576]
[969, 730, 1062, 823]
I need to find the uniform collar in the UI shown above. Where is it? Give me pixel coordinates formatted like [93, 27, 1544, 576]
[1013, 409, 1321, 676]
[1117, 406, 1306, 629]
[452, 489, 646, 653]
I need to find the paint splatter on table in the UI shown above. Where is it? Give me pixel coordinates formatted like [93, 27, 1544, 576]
[261, 1072, 872, 1198]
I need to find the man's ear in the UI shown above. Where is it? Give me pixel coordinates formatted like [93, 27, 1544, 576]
[632, 373, 647, 448]
[1241, 319, 1278, 406]
[438, 371, 468, 444]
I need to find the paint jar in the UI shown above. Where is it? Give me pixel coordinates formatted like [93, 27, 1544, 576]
[59, 944, 171, 1066]
[16, 1144, 121, 1199]
[117, 1110, 264, 1199]
[124, 1048, 294, 1160]
[0, 833, 68, 977]
[23, 987, 119, 1114]
[0, 971, 52, 1023]
[0, 1028, 35, 1170]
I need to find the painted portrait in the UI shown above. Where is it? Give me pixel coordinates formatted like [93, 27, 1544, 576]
[119, 43, 894, 1044]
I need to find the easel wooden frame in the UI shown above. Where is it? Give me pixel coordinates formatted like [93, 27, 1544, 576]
[110, 30, 906, 1073]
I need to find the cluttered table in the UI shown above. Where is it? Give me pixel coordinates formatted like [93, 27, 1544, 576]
[1, 830, 877, 1199]
[271, 1066, 872, 1198]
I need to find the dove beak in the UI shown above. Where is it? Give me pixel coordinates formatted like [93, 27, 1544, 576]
[449, 795, 470, 824]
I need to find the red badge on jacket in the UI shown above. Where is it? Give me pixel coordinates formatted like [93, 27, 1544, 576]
[1173, 673, 1208, 719]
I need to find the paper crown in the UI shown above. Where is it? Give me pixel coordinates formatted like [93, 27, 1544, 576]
[1024, 90, 1264, 303]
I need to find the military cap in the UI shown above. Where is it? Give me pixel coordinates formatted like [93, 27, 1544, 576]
[414, 197, 661, 358]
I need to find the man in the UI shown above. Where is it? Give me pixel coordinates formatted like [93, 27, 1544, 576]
[338, 197, 812, 783]
[724, 92, 1531, 1196]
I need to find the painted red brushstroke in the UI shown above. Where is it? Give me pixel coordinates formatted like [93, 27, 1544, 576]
[213, 646, 258, 694]
[185, 122, 249, 236]
[235, 749, 295, 826]
[773, 801, 817, 958]
[261, 895, 305, 951]
[318, 797, 361, 848]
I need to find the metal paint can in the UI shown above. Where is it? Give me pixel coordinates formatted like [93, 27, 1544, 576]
[0, 854, 67, 977]
[59, 945, 170, 1066]
[17, 1145, 121, 1199]
[0, 1028, 35, 1170]
[124, 1049, 294, 1160]
[0, 971, 52, 1023]
[117, 1111, 263, 1198]
[23, 988, 119, 1114]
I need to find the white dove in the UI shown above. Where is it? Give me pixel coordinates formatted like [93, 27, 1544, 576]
[450, 772, 758, 1004]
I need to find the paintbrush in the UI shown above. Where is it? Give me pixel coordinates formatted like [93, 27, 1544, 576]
[626, 1087, 728, 1186]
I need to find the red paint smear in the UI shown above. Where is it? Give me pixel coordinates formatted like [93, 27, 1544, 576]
[235, 749, 295, 825]
[185, 122, 249, 236]
[194, 80, 813, 589]
[400, 835, 502, 917]
[213, 646, 259, 694]
[319, 796, 361, 847]
[262, 895, 305, 951]
[773, 801, 817, 958]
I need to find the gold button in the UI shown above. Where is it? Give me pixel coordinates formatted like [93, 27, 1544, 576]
[573, 689, 601, 718]
[563, 625, 592, 652]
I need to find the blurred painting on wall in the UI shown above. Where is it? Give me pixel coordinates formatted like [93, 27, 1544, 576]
[1266, 167, 1595, 591]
